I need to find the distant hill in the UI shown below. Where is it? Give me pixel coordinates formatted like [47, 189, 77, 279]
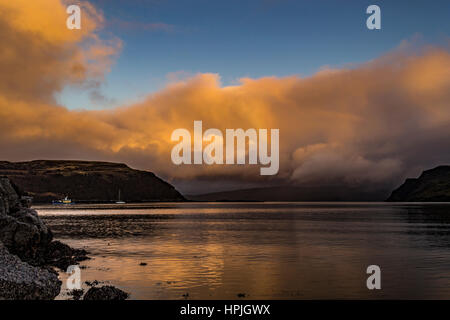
[0, 160, 184, 203]
[188, 185, 389, 202]
[387, 166, 450, 202]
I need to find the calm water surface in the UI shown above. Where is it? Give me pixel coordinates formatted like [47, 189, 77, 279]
[35, 202, 450, 299]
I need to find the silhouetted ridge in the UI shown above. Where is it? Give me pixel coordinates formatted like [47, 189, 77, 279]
[0, 160, 184, 203]
[387, 166, 450, 202]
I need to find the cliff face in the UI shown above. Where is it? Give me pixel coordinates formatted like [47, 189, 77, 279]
[0, 160, 184, 203]
[387, 166, 450, 202]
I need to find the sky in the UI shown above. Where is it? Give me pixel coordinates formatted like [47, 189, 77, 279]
[0, 0, 449, 195]
[58, 0, 450, 110]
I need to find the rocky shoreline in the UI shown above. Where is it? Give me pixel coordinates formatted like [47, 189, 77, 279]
[0, 176, 127, 300]
[0, 242, 61, 299]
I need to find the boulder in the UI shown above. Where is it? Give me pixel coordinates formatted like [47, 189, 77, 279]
[44, 240, 89, 271]
[0, 177, 89, 270]
[0, 178, 53, 264]
[0, 177, 20, 216]
[83, 285, 129, 300]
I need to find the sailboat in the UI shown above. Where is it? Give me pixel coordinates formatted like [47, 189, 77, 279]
[116, 189, 126, 204]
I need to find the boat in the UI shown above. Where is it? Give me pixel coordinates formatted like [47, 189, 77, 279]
[52, 196, 73, 205]
[116, 189, 126, 204]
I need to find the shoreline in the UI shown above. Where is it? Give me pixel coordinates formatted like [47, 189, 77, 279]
[0, 177, 127, 300]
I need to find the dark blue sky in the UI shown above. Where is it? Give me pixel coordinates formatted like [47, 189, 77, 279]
[59, 0, 450, 109]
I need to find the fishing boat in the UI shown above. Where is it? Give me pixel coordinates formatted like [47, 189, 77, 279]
[52, 196, 73, 205]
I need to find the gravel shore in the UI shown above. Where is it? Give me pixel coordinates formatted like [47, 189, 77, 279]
[0, 243, 61, 299]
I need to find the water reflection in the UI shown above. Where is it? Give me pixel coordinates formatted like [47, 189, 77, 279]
[37, 202, 450, 299]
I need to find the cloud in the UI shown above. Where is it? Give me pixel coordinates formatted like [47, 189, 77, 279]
[0, 0, 121, 103]
[0, 0, 450, 194]
[89, 89, 118, 107]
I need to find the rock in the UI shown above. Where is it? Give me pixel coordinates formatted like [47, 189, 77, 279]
[44, 240, 89, 271]
[0, 178, 89, 270]
[85, 280, 99, 287]
[139, 262, 147, 266]
[0, 177, 20, 216]
[0, 176, 93, 300]
[0, 177, 61, 300]
[83, 286, 129, 300]
[387, 166, 450, 201]
[0, 243, 61, 300]
[68, 289, 84, 301]
[0, 178, 53, 264]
